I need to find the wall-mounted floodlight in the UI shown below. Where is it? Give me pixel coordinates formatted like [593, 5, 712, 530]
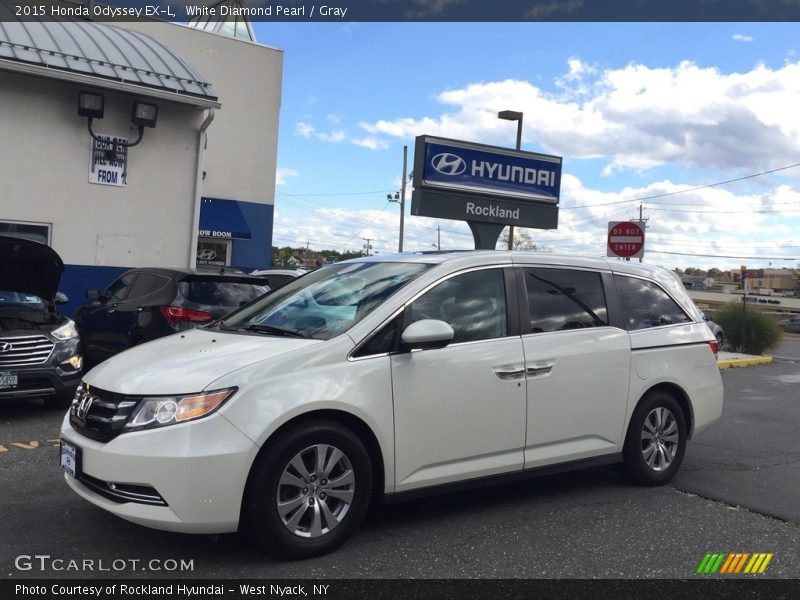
[79, 91, 160, 183]
[78, 91, 105, 119]
[78, 90, 159, 151]
[131, 101, 158, 129]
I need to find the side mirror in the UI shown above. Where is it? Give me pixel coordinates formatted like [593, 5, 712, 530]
[55, 292, 69, 304]
[401, 319, 454, 351]
[86, 290, 101, 302]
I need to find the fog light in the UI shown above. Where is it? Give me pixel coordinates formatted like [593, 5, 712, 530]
[60, 355, 83, 371]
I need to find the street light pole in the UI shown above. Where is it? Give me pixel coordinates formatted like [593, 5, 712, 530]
[498, 110, 523, 251]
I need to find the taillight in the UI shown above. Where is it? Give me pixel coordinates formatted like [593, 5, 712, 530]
[159, 306, 213, 326]
[708, 340, 719, 357]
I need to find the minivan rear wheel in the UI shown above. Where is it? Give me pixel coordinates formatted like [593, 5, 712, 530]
[243, 420, 372, 560]
[623, 391, 687, 486]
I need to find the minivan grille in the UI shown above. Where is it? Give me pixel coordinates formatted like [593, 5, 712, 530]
[69, 384, 140, 442]
[0, 335, 54, 367]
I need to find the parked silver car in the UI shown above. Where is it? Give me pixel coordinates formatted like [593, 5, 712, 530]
[702, 310, 725, 347]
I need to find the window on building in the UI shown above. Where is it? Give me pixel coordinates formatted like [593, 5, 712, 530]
[0, 221, 50, 245]
[196, 239, 231, 268]
[524, 268, 609, 333]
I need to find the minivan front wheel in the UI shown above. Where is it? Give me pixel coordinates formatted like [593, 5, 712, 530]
[623, 392, 687, 486]
[244, 420, 372, 560]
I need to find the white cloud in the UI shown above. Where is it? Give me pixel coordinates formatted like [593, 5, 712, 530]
[351, 136, 390, 150]
[358, 59, 800, 175]
[733, 33, 754, 42]
[275, 167, 299, 186]
[296, 122, 315, 138]
[327, 113, 342, 124]
[316, 130, 346, 143]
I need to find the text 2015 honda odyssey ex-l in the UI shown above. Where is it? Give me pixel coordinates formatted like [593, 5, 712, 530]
[60, 252, 723, 559]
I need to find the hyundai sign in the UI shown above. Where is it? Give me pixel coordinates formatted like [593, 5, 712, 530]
[411, 136, 562, 230]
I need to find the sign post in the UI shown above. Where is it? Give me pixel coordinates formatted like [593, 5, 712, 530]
[607, 221, 645, 260]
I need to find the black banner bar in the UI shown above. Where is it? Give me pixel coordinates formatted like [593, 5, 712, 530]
[3, 0, 800, 22]
[4, 579, 800, 600]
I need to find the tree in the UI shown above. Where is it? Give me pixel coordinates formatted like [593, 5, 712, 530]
[497, 227, 539, 251]
[673, 268, 684, 277]
[707, 268, 722, 277]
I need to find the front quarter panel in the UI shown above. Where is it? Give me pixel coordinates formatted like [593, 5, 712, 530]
[213, 335, 397, 494]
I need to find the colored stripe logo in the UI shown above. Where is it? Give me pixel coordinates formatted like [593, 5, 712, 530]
[696, 552, 773, 574]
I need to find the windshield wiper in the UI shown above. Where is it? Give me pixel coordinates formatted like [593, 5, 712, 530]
[242, 323, 313, 339]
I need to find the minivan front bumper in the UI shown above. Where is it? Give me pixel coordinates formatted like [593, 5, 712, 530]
[60, 412, 259, 534]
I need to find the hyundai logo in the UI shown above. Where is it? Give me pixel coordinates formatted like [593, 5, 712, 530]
[76, 394, 97, 420]
[197, 249, 217, 260]
[0, 342, 11, 353]
[431, 153, 467, 176]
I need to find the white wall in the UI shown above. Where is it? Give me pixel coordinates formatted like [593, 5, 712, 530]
[118, 21, 284, 206]
[0, 70, 203, 268]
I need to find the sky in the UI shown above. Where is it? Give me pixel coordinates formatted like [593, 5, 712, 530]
[250, 22, 800, 271]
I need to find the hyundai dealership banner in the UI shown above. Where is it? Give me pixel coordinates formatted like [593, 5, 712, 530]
[411, 136, 562, 229]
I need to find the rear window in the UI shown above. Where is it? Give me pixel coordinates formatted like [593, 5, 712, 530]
[614, 275, 691, 330]
[178, 278, 269, 307]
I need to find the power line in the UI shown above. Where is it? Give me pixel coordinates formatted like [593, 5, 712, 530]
[562, 161, 800, 210]
[647, 248, 800, 260]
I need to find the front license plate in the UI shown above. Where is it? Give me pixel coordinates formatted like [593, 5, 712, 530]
[60, 440, 79, 478]
[0, 372, 18, 390]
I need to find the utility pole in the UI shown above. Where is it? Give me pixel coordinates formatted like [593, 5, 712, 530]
[436, 226, 441, 251]
[638, 203, 649, 263]
[399, 145, 407, 253]
[362, 238, 373, 256]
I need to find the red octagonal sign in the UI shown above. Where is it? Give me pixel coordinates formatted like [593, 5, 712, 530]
[607, 221, 645, 258]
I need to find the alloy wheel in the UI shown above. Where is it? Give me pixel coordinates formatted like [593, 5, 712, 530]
[640, 407, 679, 471]
[276, 443, 355, 538]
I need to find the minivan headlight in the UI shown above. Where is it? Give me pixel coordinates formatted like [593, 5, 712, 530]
[52, 318, 78, 340]
[124, 388, 236, 431]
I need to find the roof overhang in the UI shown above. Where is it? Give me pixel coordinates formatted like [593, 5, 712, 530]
[0, 58, 221, 109]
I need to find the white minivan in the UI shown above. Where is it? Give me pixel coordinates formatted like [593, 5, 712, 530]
[60, 252, 723, 559]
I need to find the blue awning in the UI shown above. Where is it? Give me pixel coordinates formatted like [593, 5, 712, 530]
[199, 198, 251, 240]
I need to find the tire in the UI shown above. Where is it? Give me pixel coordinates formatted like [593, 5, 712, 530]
[243, 420, 372, 560]
[715, 332, 724, 348]
[623, 391, 687, 486]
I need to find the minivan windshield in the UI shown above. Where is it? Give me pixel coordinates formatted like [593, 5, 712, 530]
[219, 261, 432, 340]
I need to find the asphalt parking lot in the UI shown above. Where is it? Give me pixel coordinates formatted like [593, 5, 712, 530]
[1, 339, 799, 580]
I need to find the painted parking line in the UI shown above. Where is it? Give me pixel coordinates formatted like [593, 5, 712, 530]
[0, 439, 60, 454]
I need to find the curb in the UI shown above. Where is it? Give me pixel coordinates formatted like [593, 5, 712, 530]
[717, 356, 773, 369]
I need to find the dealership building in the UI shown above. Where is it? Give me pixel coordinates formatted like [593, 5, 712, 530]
[0, 7, 282, 315]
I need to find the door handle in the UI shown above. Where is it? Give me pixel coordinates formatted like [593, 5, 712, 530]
[526, 361, 554, 378]
[492, 366, 526, 381]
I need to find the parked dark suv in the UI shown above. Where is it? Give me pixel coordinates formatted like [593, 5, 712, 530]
[0, 236, 82, 408]
[75, 268, 269, 366]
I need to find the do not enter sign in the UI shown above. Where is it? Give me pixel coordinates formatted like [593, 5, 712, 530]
[607, 221, 645, 258]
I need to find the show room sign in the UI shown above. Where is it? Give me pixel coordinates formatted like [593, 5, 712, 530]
[411, 136, 562, 229]
[89, 134, 128, 187]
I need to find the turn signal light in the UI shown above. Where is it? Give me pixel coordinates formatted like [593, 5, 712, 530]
[159, 305, 212, 325]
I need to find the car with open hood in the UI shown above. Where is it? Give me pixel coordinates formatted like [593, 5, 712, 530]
[0, 235, 82, 408]
[60, 252, 723, 559]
